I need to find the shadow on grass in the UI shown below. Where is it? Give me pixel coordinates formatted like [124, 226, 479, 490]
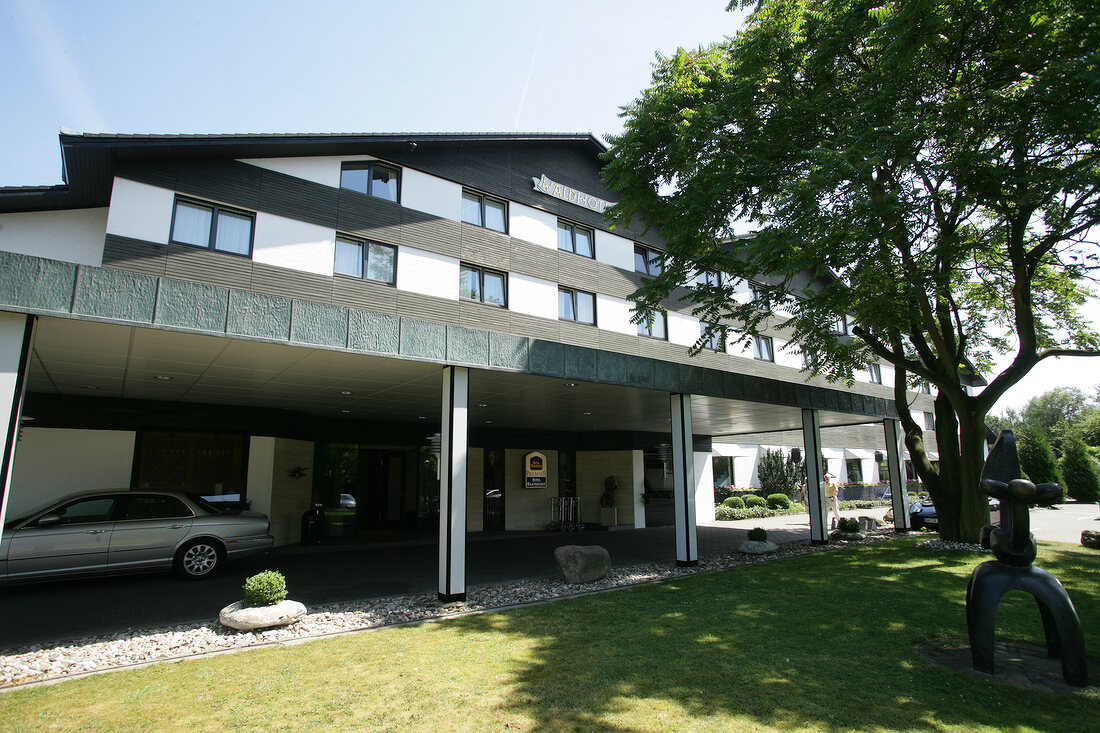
[442, 540, 1100, 732]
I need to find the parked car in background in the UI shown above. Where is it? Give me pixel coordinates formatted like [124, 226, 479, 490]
[338, 493, 357, 509]
[909, 496, 1000, 531]
[0, 490, 273, 582]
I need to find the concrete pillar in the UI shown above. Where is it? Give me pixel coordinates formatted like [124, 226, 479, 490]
[438, 366, 469, 601]
[0, 313, 35, 535]
[802, 408, 827, 543]
[671, 393, 698, 566]
[884, 419, 911, 531]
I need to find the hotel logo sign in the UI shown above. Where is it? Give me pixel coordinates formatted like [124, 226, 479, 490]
[532, 174, 613, 214]
[524, 451, 548, 489]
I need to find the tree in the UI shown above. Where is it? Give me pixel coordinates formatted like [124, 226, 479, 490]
[1060, 436, 1100, 502]
[756, 448, 803, 497]
[603, 0, 1100, 541]
[1015, 428, 1063, 487]
[1016, 387, 1096, 453]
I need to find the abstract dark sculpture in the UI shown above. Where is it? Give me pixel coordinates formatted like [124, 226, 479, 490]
[966, 430, 1088, 686]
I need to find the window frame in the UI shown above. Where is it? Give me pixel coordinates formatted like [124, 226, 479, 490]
[460, 263, 508, 308]
[696, 270, 722, 288]
[752, 335, 775, 362]
[833, 315, 848, 335]
[637, 311, 668, 340]
[339, 161, 401, 203]
[634, 244, 664, 276]
[333, 235, 398, 286]
[868, 363, 882, 384]
[169, 197, 255, 257]
[749, 282, 771, 312]
[923, 411, 936, 430]
[461, 189, 508, 234]
[699, 321, 725, 352]
[557, 219, 595, 258]
[558, 286, 596, 325]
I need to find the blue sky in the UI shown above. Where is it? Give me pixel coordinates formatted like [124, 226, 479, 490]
[1, 0, 1095, 411]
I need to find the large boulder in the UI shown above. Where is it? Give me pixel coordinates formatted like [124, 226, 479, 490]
[739, 540, 778, 554]
[554, 544, 611, 584]
[1082, 529, 1100, 549]
[219, 599, 307, 631]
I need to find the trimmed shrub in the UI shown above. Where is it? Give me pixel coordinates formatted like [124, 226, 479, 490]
[715, 505, 736, 521]
[722, 496, 746, 509]
[1017, 429, 1063, 487]
[766, 493, 791, 510]
[747, 527, 768, 542]
[1061, 436, 1100, 502]
[757, 448, 803, 498]
[243, 570, 288, 607]
[837, 517, 860, 533]
[744, 495, 767, 509]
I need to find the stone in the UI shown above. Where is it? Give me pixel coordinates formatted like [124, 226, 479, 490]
[554, 544, 611, 584]
[829, 530, 865, 541]
[738, 540, 778, 554]
[858, 515, 882, 531]
[1082, 530, 1100, 549]
[219, 600, 307, 631]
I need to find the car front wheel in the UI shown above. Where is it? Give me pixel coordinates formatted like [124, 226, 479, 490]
[175, 539, 224, 580]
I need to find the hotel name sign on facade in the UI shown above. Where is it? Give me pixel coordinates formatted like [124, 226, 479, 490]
[532, 174, 613, 214]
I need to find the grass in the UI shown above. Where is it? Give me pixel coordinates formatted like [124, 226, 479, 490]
[1, 538, 1097, 732]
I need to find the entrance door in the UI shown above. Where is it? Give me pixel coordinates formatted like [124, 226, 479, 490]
[483, 448, 505, 532]
[357, 450, 407, 529]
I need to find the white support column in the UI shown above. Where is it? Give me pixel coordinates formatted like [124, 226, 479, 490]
[438, 366, 469, 601]
[884, 419, 911, 531]
[670, 393, 698, 566]
[802, 408, 827, 543]
[0, 313, 36, 537]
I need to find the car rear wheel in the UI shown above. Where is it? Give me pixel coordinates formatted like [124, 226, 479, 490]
[175, 539, 224, 580]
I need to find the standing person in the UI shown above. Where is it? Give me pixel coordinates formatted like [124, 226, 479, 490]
[824, 473, 841, 529]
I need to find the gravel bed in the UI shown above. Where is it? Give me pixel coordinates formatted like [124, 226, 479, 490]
[1, 531, 897, 689]
[917, 538, 991, 553]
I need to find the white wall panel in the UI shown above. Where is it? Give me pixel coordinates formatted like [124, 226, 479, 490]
[509, 203, 558, 250]
[0, 208, 108, 266]
[597, 294, 637, 336]
[881, 363, 896, 387]
[595, 229, 635, 271]
[509, 272, 559, 320]
[246, 436, 276, 520]
[397, 246, 460, 299]
[9, 428, 136, 516]
[403, 168, 462, 221]
[105, 178, 174, 245]
[775, 339, 802, 369]
[668, 312, 700, 348]
[238, 155, 376, 189]
[252, 212, 336, 276]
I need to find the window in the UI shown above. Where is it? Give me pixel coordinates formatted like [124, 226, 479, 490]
[700, 321, 725, 352]
[637, 311, 667, 339]
[752, 335, 774, 361]
[461, 189, 507, 233]
[749, 283, 771, 311]
[119, 495, 193, 521]
[846, 459, 864, 484]
[334, 237, 397, 285]
[921, 381, 932, 394]
[557, 220, 594, 258]
[923, 411, 936, 430]
[340, 161, 400, 202]
[460, 264, 507, 307]
[559, 287, 596, 325]
[52, 497, 118, 525]
[696, 270, 721, 288]
[634, 244, 663, 276]
[833, 316, 848, 335]
[869, 363, 882, 384]
[170, 198, 254, 255]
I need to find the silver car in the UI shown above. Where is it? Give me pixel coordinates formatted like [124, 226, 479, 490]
[0, 490, 274, 581]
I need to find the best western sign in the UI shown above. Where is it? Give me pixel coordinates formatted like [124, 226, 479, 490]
[532, 174, 613, 214]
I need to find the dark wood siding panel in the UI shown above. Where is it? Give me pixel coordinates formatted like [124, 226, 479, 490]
[332, 276, 398, 314]
[557, 252, 599, 290]
[175, 160, 263, 209]
[602, 330, 643, 357]
[102, 235, 168, 277]
[259, 169, 339, 229]
[401, 215, 462, 259]
[460, 302, 510, 331]
[114, 162, 180, 191]
[596, 263, 638, 300]
[336, 191, 402, 244]
[460, 227, 511, 271]
[509, 312, 561, 342]
[165, 244, 253, 289]
[558, 320, 602, 349]
[396, 290, 462, 325]
[250, 262, 333, 303]
[509, 241, 558, 281]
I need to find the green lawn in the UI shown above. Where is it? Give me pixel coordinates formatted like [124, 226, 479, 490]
[1, 539, 1097, 732]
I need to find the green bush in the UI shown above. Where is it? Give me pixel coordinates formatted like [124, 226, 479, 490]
[1060, 436, 1100, 502]
[715, 505, 736, 521]
[747, 527, 768, 542]
[766, 493, 791, 510]
[1017, 429, 1064, 487]
[837, 517, 860, 533]
[243, 570, 288, 607]
[721, 506, 776, 520]
[757, 448, 803, 498]
[744, 494, 767, 509]
[722, 496, 745, 509]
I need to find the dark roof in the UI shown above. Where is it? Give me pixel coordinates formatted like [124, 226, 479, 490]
[0, 131, 607, 214]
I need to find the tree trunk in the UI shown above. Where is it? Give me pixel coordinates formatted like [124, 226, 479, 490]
[955, 411, 992, 542]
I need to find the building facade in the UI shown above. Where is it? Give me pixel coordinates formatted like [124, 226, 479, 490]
[0, 132, 933, 599]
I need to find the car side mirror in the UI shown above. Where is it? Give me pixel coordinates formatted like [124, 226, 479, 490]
[36, 514, 61, 527]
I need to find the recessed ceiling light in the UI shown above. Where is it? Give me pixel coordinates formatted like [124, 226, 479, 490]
[418, 416, 427, 420]
[84, 385, 98, 390]
[478, 403, 488, 408]
[341, 409, 351, 414]
[154, 375, 173, 381]
[340, 390, 353, 395]
[485, 420, 493, 424]
[564, 382, 577, 387]
[583, 411, 592, 416]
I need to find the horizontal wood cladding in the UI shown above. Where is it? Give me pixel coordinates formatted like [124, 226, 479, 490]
[103, 234, 168, 277]
[250, 262, 333, 303]
[332, 276, 398, 314]
[166, 244, 252, 290]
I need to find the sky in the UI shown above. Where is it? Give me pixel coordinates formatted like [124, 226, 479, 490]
[1, 0, 1096, 414]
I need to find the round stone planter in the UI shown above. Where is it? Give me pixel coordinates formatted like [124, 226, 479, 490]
[219, 599, 307, 631]
[738, 539, 778, 554]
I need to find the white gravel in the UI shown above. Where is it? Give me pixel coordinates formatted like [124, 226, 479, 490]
[0, 531, 898, 689]
[917, 538, 991, 553]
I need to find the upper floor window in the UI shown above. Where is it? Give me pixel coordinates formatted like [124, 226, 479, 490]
[461, 189, 507, 233]
[557, 220, 594, 258]
[696, 270, 721, 288]
[334, 236, 397, 285]
[460, 264, 507, 307]
[752, 335, 774, 362]
[634, 244, 663, 276]
[921, 381, 932, 394]
[340, 162, 400, 202]
[637, 311, 667, 340]
[833, 315, 848, 335]
[749, 283, 771, 312]
[923, 411, 936, 430]
[170, 198, 254, 256]
[868, 363, 882, 384]
[700, 322, 725, 352]
[559, 287, 596, 325]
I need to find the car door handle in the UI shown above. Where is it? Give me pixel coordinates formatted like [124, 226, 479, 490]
[85, 529, 108, 534]
[170, 524, 186, 529]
